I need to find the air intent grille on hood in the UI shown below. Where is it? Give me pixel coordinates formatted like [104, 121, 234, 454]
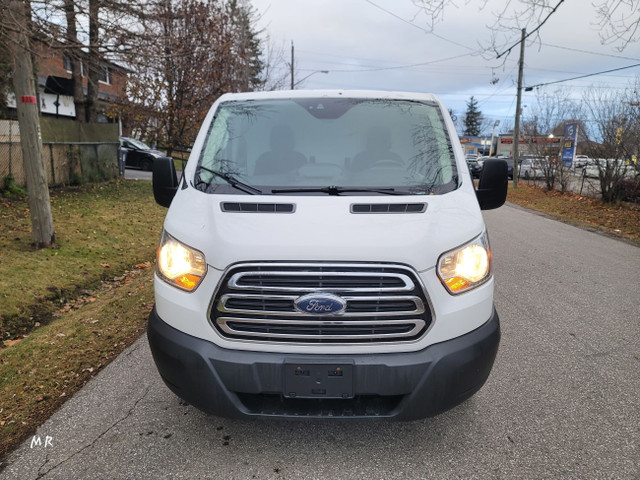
[221, 202, 295, 213]
[210, 263, 433, 344]
[350, 203, 427, 214]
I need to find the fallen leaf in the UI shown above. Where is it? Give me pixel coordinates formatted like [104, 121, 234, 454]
[100, 263, 111, 268]
[3, 339, 22, 347]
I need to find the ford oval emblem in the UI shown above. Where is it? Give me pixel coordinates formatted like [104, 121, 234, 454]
[294, 293, 347, 315]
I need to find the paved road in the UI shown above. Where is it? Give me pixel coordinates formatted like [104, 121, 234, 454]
[124, 168, 152, 181]
[2, 204, 639, 479]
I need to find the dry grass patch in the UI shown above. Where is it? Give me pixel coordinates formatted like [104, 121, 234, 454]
[507, 183, 640, 244]
[0, 266, 155, 458]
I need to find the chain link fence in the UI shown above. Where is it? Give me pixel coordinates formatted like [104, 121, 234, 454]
[1, 119, 119, 188]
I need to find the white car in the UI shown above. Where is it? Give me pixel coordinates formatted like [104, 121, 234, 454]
[148, 90, 508, 420]
[519, 157, 545, 180]
[583, 159, 636, 178]
[574, 155, 590, 169]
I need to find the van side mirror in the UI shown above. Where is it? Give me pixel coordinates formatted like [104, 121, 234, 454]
[153, 157, 178, 208]
[476, 159, 508, 210]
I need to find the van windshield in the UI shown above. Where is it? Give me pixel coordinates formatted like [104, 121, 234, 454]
[195, 98, 458, 195]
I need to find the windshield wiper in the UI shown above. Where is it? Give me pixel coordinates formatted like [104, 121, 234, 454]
[270, 186, 412, 196]
[195, 166, 262, 195]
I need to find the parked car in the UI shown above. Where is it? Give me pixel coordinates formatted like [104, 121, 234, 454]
[466, 158, 483, 178]
[583, 159, 637, 179]
[504, 157, 514, 179]
[519, 157, 545, 180]
[120, 137, 166, 171]
[148, 90, 508, 420]
[574, 155, 590, 169]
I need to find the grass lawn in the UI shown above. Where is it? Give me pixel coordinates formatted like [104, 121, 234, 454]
[0, 180, 165, 339]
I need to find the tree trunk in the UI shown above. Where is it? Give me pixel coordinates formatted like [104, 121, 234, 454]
[63, 0, 86, 122]
[86, 0, 100, 123]
[8, 0, 56, 248]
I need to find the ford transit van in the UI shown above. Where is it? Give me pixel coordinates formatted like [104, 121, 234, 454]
[148, 90, 508, 420]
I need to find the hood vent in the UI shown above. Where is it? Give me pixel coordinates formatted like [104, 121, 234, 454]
[350, 203, 427, 214]
[221, 202, 295, 213]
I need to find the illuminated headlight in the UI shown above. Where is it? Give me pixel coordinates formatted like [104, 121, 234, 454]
[437, 232, 491, 294]
[157, 231, 206, 292]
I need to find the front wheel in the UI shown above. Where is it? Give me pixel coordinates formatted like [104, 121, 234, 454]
[141, 159, 153, 171]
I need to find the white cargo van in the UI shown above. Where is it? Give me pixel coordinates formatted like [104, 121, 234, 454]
[148, 90, 508, 419]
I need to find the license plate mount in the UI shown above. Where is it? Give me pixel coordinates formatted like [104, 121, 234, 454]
[283, 362, 354, 399]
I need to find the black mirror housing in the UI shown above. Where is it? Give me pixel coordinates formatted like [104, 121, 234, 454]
[153, 157, 178, 208]
[476, 159, 508, 210]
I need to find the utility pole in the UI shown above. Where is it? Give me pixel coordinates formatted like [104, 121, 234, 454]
[512, 28, 525, 188]
[290, 41, 294, 90]
[7, 0, 56, 248]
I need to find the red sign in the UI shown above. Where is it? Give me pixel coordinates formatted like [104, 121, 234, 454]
[532, 137, 560, 144]
[20, 96, 37, 104]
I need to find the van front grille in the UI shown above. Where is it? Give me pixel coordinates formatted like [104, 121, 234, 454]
[210, 263, 433, 344]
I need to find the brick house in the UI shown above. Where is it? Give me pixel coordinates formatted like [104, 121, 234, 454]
[7, 38, 126, 123]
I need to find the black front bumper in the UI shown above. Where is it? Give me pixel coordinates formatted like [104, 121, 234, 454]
[147, 308, 500, 420]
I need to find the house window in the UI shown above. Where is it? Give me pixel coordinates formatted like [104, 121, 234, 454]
[63, 53, 86, 76]
[99, 65, 110, 85]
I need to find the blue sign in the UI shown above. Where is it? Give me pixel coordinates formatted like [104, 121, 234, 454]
[561, 123, 578, 167]
[294, 293, 346, 315]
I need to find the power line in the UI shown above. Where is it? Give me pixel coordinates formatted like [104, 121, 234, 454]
[541, 43, 640, 62]
[525, 62, 640, 90]
[327, 52, 474, 73]
[363, 0, 478, 53]
[496, 0, 566, 59]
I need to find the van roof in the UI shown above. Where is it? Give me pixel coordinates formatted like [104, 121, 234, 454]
[216, 90, 441, 103]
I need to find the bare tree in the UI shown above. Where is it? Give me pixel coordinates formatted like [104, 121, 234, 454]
[594, 0, 640, 50]
[581, 83, 639, 203]
[120, 0, 265, 154]
[517, 89, 586, 192]
[412, 0, 639, 52]
[258, 36, 292, 91]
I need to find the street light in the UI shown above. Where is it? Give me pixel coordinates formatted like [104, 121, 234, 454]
[293, 70, 329, 89]
[489, 120, 500, 157]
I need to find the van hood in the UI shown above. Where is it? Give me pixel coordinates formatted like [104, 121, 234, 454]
[163, 187, 485, 272]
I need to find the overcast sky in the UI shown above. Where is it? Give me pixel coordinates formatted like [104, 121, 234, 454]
[251, 0, 640, 133]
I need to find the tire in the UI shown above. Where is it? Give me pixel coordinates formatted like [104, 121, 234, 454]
[141, 159, 152, 171]
[524, 171, 530, 180]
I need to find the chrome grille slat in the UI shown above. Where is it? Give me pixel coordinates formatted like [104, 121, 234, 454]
[210, 263, 433, 344]
[228, 271, 415, 293]
[219, 294, 425, 317]
[219, 317, 426, 340]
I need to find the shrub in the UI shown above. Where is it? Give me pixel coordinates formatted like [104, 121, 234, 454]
[619, 178, 640, 203]
[1, 174, 27, 199]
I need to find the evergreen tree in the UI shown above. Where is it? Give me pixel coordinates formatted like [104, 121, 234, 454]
[463, 96, 483, 136]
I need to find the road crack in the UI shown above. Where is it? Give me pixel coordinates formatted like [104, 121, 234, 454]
[35, 386, 150, 479]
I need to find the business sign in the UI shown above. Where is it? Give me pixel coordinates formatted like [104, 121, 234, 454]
[561, 123, 578, 167]
[532, 137, 561, 144]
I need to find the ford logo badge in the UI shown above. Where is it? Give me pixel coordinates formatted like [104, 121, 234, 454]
[294, 293, 347, 315]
